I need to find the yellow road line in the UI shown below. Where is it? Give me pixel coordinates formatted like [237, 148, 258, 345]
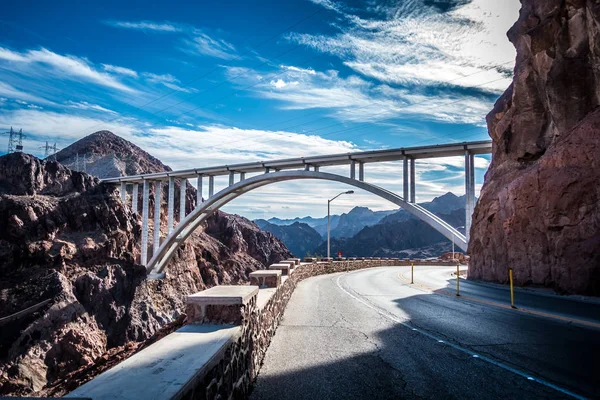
[397, 271, 600, 330]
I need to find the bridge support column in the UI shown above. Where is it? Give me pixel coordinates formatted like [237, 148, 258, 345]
[240, 172, 246, 181]
[465, 151, 475, 243]
[358, 162, 364, 181]
[167, 177, 175, 234]
[141, 180, 150, 265]
[120, 182, 126, 203]
[304, 164, 310, 171]
[132, 183, 139, 214]
[403, 157, 409, 201]
[314, 166, 319, 172]
[208, 176, 214, 198]
[229, 171, 235, 186]
[153, 181, 162, 254]
[197, 175, 203, 207]
[179, 178, 186, 222]
[265, 167, 271, 174]
[350, 160, 356, 179]
[409, 158, 416, 203]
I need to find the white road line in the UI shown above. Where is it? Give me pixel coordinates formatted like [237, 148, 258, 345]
[334, 271, 588, 400]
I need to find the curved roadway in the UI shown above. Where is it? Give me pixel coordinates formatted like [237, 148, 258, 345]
[250, 266, 600, 400]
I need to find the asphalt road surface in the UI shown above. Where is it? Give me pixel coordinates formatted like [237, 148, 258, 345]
[250, 266, 600, 400]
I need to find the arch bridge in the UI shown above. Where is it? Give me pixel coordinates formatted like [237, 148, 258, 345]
[102, 140, 491, 276]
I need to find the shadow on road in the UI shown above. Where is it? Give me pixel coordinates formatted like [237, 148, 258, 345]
[249, 279, 600, 400]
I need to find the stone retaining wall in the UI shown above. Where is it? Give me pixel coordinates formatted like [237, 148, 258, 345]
[168, 259, 460, 399]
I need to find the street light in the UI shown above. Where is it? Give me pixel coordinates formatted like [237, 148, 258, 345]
[328, 190, 354, 258]
[452, 225, 465, 261]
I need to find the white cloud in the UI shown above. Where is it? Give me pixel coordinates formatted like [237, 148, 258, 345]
[102, 64, 139, 78]
[183, 33, 237, 60]
[66, 101, 118, 115]
[0, 47, 135, 93]
[105, 20, 183, 33]
[224, 64, 493, 125]
[0, 82, 56, 105]
[142, 72, 196, 93]
[288, 0, 519, 93]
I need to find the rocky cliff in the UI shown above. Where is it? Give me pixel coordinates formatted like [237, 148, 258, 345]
[0, 133, 291, 396]
[469, 1, 600, 295]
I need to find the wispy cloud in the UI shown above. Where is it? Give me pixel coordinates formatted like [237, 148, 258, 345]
[182, 33, 237, 60]
[104, 20, 183, 33]
[288, 0, 519, 93]
[0, 47, 135, 93]
[224, 63, 494, 125]
[66, 100, 118, 115]
[102, 63, 139, 78]
[105, 19, 237, 60]
[0, 82, 57, 106]
[142, 72, 197, 93]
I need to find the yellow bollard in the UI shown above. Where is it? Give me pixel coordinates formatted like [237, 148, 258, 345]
[456, 264, 460, 296]
[509, 268, 516, 309]
[411, 262, 414, 284]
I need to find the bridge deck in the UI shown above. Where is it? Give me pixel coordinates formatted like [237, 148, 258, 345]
[102, 140, 491, 183]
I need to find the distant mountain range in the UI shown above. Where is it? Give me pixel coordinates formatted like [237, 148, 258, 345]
[255, 192, 469, 258]
[254, 220, 323, 258]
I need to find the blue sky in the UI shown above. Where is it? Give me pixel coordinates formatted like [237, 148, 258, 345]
[0, 0, 520, 219]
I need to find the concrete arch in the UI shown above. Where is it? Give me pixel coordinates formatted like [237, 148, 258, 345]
[146, 170, 467, 276]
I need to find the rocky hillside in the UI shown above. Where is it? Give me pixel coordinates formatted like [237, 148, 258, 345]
[53, 130, 169, 178]
[469, 1, 600, 295]
[255, 220, 323, 258]
[0, 133, 291, 396]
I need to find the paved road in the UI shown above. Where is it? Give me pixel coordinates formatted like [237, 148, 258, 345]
[250, 266, 600, 400]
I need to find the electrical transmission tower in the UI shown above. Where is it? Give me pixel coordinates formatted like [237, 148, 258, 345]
[41, 141, 59, 161]
[3, 127, 25, 154]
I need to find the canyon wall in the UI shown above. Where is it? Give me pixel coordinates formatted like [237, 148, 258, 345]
[469, 0, 600, 295]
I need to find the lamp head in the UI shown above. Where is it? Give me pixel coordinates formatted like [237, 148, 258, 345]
[346, 190, 355, 194]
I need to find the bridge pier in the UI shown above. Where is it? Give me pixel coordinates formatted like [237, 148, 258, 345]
[240, 172, 246, 181]
[359, 161, 364, 181]
[132, 183, 139, 214]
[153, 181, 162, 253]
[196, 175, 203, 207]
[120, 182, 126, 202]
[350, 160, 356, 179]
[179, 178, 186, 222]
[403, 157, 409, 200]
[229, 171, 235, 186]
[208, 176, 214, 198]
[168, 177, 175, 234]
[410, 158, 416, 203]
[141, 180, 150, 265]
[465, 150, 475, 243]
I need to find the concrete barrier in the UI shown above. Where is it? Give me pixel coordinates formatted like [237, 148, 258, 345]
[250, 270, 282, 288]
[269, 263, 291, 275]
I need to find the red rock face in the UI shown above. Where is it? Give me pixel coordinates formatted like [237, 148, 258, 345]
[469, 1, 600, 295]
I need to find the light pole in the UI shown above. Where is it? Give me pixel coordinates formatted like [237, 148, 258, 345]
[452, 225, 465, 261]
[328, 190, 354, 258]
